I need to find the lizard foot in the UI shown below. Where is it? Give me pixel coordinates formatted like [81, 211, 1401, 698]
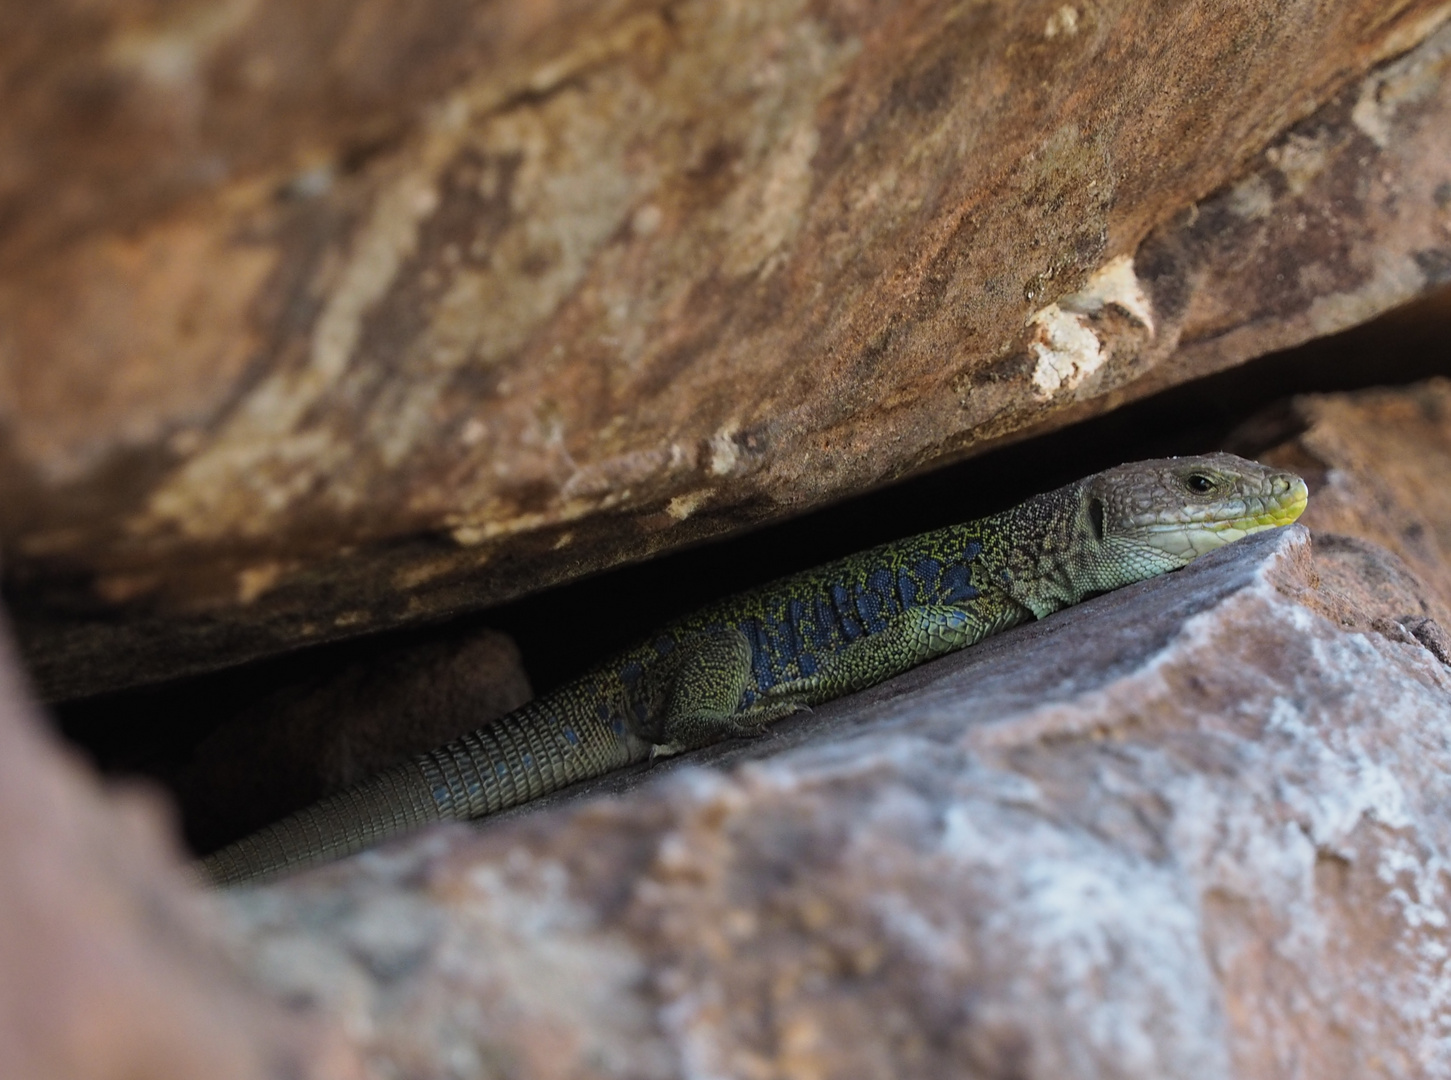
[738, 699, 810, 726]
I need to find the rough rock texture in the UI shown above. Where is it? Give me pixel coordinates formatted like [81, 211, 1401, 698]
[1256, 377, 1451, 620]
[0, 621, 364, 1080]
[217, 524, 1451, 1080]
[4, 0, 1450, 699]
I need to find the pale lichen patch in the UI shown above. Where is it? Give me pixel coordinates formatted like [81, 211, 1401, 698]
[448, 496, 614, 548]
[449, 524, 493, 548]
[561, 448, 674, 501]
[1301, 244, 1433, 339]
[428, 88, 638, 374]
[1044, 5, 1081, 38]
[1028, 306, 1105, 399]
[1226, 174, 1275, 221]
[632, 203, 664, 237]
[709, 426, 743, 476]
[1027, 256, 1154, 400]
[666, 490, 713, 521]
[393, 555, 466, 591]
[459, 418, 488, 446]
[235, 562, 285, 605]
[1060, 255, 1155, 329]
[1352, 20, 1451, 150]
[1267, 132, 1331, 197]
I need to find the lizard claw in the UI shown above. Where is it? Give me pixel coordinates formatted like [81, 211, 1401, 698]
[649, 742, 685, 764]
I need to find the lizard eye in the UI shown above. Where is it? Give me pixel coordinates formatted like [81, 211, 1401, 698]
[1185, 473, 1215, 494]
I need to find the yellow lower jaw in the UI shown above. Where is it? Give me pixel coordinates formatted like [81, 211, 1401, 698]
[1244, 490, 1307, 531]
[1207, 482, 1309, 536]
[1141, 480, 1309, 560]
[1179, 489, 1308, 558]
[1246, 484, 1308, 531]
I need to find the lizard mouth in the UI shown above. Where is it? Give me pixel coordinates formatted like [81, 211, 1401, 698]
[1133, 475, 1308, 559]
[1146, 478, 1307, 530]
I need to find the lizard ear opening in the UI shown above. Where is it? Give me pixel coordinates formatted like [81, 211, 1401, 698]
[1087, 497, 1105, 543]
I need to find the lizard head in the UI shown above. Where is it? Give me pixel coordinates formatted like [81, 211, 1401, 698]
[1080, 452, 1308, 578]
[992, 452, 1307, 619]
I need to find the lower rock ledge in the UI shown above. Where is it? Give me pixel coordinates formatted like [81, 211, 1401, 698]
[220, 525, 1451, 1080]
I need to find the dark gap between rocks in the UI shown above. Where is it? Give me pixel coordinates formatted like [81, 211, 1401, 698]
[53, 285, 1451, 854]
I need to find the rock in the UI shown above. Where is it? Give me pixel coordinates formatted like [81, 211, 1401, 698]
[3, 1, 1450, 699]
[0, 620, 364, 1080]
[1255, 377, 1451, 622]
[66, 626, 532, 855]
[217, 524, 1451, 1079]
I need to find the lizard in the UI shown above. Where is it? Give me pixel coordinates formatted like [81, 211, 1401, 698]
[201, 453, 1307, 885]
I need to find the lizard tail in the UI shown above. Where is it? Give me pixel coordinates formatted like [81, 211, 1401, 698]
[199, 758, 441, 886]
[199, 694, 635, 886]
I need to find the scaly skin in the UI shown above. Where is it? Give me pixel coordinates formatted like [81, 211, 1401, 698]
[201, 453, 1307, 885]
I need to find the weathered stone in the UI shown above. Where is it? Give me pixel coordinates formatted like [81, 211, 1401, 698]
[1256, 377, 1451, 621]
[0, 621, 364, 1080]
[216, 524, 1451, 1079]
[3, 1, 1449, 699]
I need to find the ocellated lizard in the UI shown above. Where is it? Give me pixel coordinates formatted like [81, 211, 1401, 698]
[202, 453, 1307, 885]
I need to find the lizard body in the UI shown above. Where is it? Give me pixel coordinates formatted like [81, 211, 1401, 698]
[202, 453, 1306, 885]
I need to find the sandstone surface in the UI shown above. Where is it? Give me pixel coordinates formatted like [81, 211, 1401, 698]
[215, 524, 1451, 1080]
[5, 1, 1450, 699]
[1256, 376, 1451, 619]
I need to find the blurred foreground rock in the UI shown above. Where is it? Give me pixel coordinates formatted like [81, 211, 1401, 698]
[0, 624, 363, 1080]
[218, 523, 1451, 1079]
[5, 1, 1451, 699]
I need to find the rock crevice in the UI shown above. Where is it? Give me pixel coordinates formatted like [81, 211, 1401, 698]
[217, 524, 1451, 1079]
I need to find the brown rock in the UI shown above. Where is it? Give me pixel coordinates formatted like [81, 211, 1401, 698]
[218, 524, 1451, 1079]
[3, 2, 1449, 699]
[1252, 377, 1451, 620]
[0, 619, 365, 1080]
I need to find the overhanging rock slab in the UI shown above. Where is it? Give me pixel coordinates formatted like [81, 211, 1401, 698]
[4, 2, 1451, 697]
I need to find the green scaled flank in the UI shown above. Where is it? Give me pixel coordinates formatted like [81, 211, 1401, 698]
[201, 453, 1307, 885]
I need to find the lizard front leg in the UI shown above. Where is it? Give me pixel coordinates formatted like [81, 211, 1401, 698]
[651, 628, 804, 758]
[762, 600, 1029, 705]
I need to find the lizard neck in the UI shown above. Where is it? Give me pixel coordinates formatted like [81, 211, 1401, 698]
[984, 480, 1191, 618]
[982, 482, 1103, 619]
